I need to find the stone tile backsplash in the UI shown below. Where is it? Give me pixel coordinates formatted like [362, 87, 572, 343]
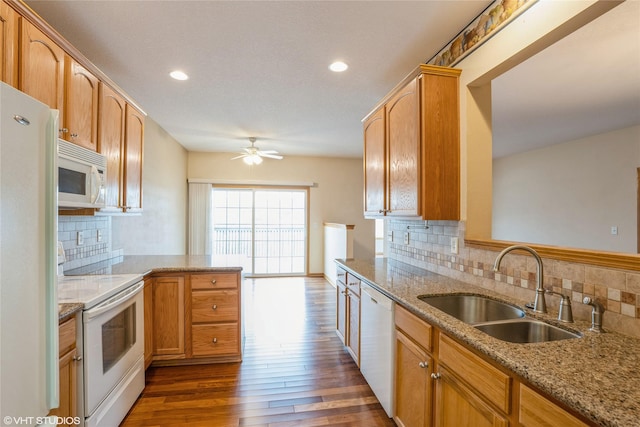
[387, 219, 640, 338]
[58, 216, 122, 271]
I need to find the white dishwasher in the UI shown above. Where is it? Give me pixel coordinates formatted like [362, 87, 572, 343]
[360, 282, 395, 417]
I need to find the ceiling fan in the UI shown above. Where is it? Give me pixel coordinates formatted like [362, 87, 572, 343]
[231, 137, 283, 165]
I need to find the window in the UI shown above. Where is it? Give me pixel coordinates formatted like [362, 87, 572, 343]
[212, 188, 308, 276]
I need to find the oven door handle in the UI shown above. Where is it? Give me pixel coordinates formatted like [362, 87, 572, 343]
[84, 281, 144, 320]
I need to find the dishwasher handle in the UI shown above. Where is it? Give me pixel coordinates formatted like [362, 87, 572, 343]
[361, 283, 393, 310]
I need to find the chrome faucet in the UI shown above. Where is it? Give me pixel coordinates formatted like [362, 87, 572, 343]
[493, 245, 547, 314]
[583, 297, 605, 333]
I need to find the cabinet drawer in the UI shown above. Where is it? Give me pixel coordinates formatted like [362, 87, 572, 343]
[59, 317, 76, 356]
[346, 273, 360, 296]
[191, 272, 238, 290]
[192, 324, 239, 357]
[519, 384, 588, 427]
[439, 334, 511, 413]
[191, 290, 238, 323]
[394, 304, 432, 352]
[336, 267, 347, 285]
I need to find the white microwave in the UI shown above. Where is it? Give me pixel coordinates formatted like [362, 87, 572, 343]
[58, 139, 107, 209]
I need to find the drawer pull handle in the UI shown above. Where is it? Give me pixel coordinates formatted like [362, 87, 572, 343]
[431, 373, 441, 380]
[418, 361, 428, 369]
[212, 304, 218, 310]
[212, 338, 217, 344]
[210, 279, 217, 285]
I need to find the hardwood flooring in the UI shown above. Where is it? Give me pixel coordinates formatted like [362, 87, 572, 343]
[121, 277, 396, 426]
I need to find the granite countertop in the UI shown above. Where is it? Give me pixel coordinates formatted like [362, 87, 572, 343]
[65, 255, 244, 276]
[337, 258, 639, 427]
[58, 302, 84, 322]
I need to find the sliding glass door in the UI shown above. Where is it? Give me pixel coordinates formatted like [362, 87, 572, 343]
[212, 187, 307, 276]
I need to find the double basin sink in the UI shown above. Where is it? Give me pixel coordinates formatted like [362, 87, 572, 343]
[418, 294, 581, 343]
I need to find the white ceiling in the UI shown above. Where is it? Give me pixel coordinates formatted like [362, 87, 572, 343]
[492, 0, 640, 159]
[24, 1, 640, 160]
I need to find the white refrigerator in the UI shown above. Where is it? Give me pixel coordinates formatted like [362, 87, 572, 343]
[0, 82, 59, 425]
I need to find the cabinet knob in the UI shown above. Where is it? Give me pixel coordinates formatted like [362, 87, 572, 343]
[70, 133, 78, 138]
[418, 361, 428, 369]
[73, 355, 83, 362]
[210, 279, 217, 285]
[212, 304, 218, 310]
[431, 372, 441, 380]
[59, 128, 68, 134]
[212, 338, 218, 344]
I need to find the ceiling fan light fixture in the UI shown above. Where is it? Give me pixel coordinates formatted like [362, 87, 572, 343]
[243, 154, 263, 165]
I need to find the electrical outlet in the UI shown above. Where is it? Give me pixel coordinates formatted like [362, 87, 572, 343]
[97, 229, 103, 242]
[403, 232, 410, 245]
[611, 226, 618, 235]
[451, 237, 459, 254]
[387, 231, 394, 242]
[76, 231, 84, 246]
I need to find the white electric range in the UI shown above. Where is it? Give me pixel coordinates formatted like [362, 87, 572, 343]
[59, 273, 145, 427]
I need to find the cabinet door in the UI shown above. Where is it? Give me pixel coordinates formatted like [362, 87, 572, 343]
[50, 348, 78, 426]
[386, 77, 420, 217]
[143, 279, 153, 369]
[434, 365, 509, 427]
[394, 329, 432, 427]
[419, 72, 460, 220]
[363, 107, 386, 217]
[152, 276, 185, 357]
[98, 83, 126, 210]
[347, 291, 360, 366]
[19, 20, 64, 122]
[336, 280, 347, 345]
[0, 1, 17, 86]
[123, 104, 144, 212]
[64, 58, 99, 150]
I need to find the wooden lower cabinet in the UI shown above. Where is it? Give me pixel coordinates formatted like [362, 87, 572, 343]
[434, 365, 508, 427]
[393, 304, 594, 427]
[143, 278, 153, 369]
[49, 316, 78, 426]
[152, 275, 185, 359]
[335, 267, 360, 366]
[394, 328, 432, 427]
[190, 272, 242, 361]
[149, 270, 242, 365]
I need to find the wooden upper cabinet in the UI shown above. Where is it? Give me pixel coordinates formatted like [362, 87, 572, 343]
[363, 107, 386, 217]
[123, 104, 144, 212]
[19, 19, 64, 121]
[362, 64, 461, 220]
[98, 83, 126, 211]
[387, 77, 420, 217]
[64, 57, 99, 150]
[0, 1, 18, 86]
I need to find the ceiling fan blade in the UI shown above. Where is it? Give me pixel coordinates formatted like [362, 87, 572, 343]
[261, 153, 283, 160]
[257, 150, 279, 155]
[231, 154, 248, 160]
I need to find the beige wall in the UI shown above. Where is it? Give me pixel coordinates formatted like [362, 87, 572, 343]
[112, 117, 188, 254]
[188, 152, 375, 274]
[493, 125, 639, 253]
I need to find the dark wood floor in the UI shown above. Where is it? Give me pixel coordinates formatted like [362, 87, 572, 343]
[121, 277, 396, 426]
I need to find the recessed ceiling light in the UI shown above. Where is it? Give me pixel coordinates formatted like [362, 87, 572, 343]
[169, 70, 189, 81]
[329, 61, 348, 72]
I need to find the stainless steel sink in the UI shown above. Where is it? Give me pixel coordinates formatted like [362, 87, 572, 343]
[418, 294, 525, 324]
[475, 319, 582, 343]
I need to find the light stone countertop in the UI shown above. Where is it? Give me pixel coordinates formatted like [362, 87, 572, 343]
[337, 258, 640, 427]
